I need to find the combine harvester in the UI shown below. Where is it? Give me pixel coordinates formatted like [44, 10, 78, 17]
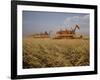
[54, 24, 82, 39]
[32, 31, 50, 38]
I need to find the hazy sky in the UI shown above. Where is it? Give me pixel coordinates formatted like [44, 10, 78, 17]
[22, 11, 90, 37]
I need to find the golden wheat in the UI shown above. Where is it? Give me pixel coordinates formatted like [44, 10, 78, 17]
[23, 37, 89, 68]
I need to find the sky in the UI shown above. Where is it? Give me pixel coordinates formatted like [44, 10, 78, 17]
[22, 11, 90, 37]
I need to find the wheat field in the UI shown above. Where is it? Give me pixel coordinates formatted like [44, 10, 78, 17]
[23, 37, 89, 68]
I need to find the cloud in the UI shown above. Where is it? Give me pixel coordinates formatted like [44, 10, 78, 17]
[64, 14, 89, 26]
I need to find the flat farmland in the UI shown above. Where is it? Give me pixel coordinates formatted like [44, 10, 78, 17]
[23, 37, 89, 68]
